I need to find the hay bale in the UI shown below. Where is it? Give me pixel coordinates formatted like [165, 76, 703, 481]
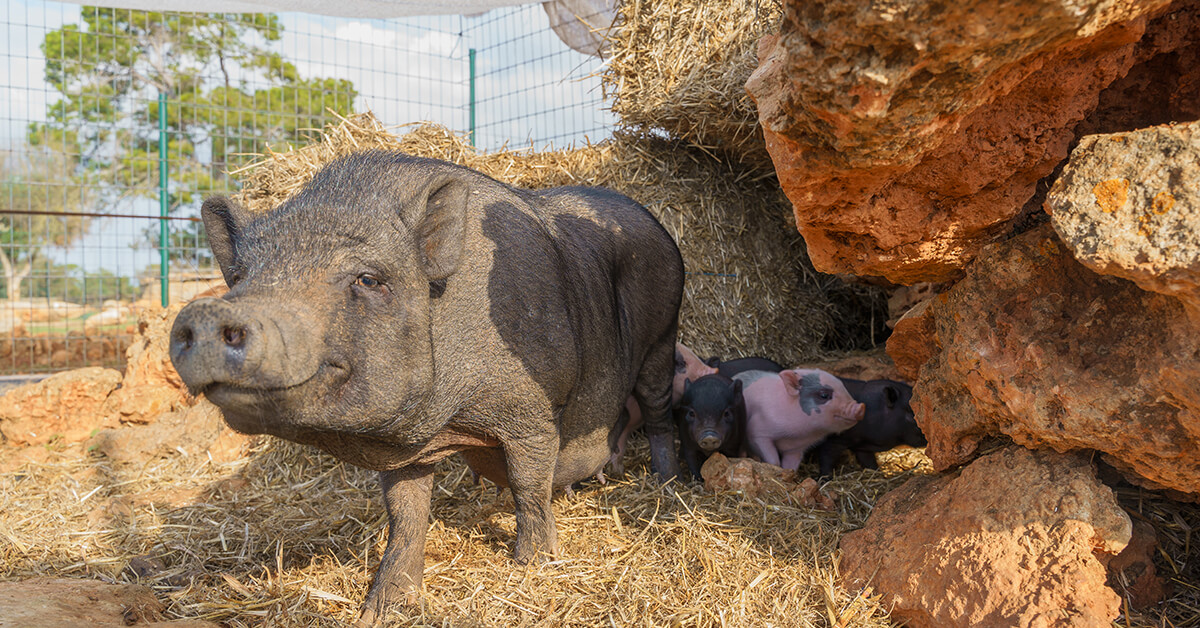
[602, 0, 782, 169]
[233, 113, 886, 364]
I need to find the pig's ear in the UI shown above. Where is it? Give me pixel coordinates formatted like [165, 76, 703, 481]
[202, 196, 250, 287]
[732, 379, 743, 396]
[410, 177, 470, 281]
[683, 378, 693, 393]
[779, 370, 801, 397]
[884, 385, 901, 409]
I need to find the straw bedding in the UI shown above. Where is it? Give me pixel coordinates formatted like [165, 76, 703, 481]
[0, 433, 898, 627]
[602, 0, 782, 170]
[232, 113, 887, 365]
[2, 432, 1194, 626]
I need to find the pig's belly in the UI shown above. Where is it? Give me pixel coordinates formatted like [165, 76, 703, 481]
[553, 426, 610, 485]
[459, 426, 611, 488]
[773, 432, 824, 454]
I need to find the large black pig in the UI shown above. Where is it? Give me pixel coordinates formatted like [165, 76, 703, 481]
[812, 378, 926, 476]
[168, 151, 684, 625]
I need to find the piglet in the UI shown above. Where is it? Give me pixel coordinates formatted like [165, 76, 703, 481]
[716, 356, 783, 378]
[676, 374, 745, 479]
[812, 379, 926, 476]
[734, 368, 865, 471]
[608, 342, 718, 476]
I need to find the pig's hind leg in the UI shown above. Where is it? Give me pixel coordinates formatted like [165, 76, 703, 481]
[632, 336, 682, 482]
[503, 432, 560, 564]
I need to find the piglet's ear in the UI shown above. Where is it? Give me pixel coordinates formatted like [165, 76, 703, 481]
[884, 385, 901, 409]
[683, 378, 693, 393]
[201, 195, 251, 287]
[732, 379, 743, 396]
[411, 177, 470, 281]
[779, 370, 801, 397]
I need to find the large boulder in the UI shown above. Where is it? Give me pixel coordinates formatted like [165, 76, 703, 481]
[747, 0, 1200, 283]
[903, 224, 1200, 496]
[840, 447, 1132, 627]
[0, 367, 122, 446]
[1047, 121, 1200, 319]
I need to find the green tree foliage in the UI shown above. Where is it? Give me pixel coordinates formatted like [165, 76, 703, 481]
[0, 147, 93, 299]
[30, 7, 357, 262]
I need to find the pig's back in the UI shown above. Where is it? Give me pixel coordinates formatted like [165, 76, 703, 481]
[536, 185, 683, 356]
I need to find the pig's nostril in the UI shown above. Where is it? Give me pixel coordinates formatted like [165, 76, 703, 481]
[222, 326, 246, 347]
[178, 327, 194, 350]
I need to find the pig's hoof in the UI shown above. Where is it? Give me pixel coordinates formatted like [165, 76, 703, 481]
[356, 589, 419, 627]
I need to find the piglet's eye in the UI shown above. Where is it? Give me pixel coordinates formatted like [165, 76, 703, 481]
[355, 275, 381, 289]
[819, 390, 832, 400]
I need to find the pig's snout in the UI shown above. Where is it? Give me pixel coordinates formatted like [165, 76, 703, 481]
[697, 431, 722, 452]
[847, 402, 866, 423]
[170, 297, 265, 391]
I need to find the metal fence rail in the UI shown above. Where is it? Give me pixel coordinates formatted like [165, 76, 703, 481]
[0, 0, 613, 375]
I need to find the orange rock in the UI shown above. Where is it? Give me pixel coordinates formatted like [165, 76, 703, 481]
[746, 0, 1199, 283]
[912, 225, 1200, 497]
[1108, 519, 1171, 609]
[840, 447, 1131, 627]
[701, 453, 836, 509]
[0, 367, 122, 446]
[101, 304, 192, 425]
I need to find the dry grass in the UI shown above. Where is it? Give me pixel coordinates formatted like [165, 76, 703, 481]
[231, 112, 887, 366]
[602, 0, 782, 170]
[0, 434, 931, 627]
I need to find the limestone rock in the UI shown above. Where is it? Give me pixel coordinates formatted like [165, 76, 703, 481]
[910, 225, 1200, 496]
[0, 577, 219, 627]
[101, 303, 192, 425]
[1108, 519, 1171, 610]
[0, 367, 122, 446]
[840, 447, 1131, 628]
[701, 453, 836, 509]
[1047, 121, 1200, 318]
[746, 0, 1200, 283]
[884, 298, 937, 383]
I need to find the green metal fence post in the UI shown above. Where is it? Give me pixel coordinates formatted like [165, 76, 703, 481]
[158, 92, 169, 308]
[468, 48, 476, 148]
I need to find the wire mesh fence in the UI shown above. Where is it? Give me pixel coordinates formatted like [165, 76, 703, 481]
[0, 0, 614, 375]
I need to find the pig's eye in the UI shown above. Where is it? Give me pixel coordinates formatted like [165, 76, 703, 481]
[355, 275, 381, 289]
[819, 390, 832, 401]
[685, 409, 696, 423]
[722, 410, 733, 422]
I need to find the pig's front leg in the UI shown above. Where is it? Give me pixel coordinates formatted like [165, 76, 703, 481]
[504, 433, 559, 564]
[357, 464, 434, 627]
[746, 437, 781, 467]
[779, 448, 807, 471]
[854, 450, 880, 470]
[816, 441, 845, 477]
[680, 439, 705, 480]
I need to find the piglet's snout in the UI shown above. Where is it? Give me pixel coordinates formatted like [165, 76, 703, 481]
[697, 431, 722, 452]
[842, 401, 866, 424]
